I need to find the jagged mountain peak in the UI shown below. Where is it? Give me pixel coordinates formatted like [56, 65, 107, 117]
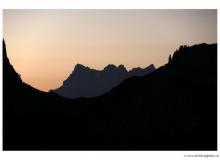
[53, 62, 156, 98]
[103, 64, 128, 73]
[104, 64, 118, 71]
[73, 63, 91, 72]
[118, 64, 127, 72]
[146, 64, 155, 69]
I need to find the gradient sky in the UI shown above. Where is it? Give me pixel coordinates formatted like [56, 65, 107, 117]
[3, 10, 217, 92]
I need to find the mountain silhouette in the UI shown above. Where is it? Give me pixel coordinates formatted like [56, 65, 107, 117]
[51, 63, 155, 99]
[3, 39, 22, 86]
[3, 40, 217, 150]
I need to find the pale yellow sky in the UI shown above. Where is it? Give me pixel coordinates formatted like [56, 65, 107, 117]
[3, 10, 217, 92]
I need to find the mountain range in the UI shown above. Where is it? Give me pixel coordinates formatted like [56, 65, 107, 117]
[52, 63, 155, 99]
[3, 40, 217, 150]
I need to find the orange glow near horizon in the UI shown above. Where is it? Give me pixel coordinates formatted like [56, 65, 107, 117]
[3, 10, 217, 92]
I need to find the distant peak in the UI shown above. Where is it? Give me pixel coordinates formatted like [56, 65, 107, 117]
[75, 63, 86, 68]
[130, 67, 142, 72]
[74, 64, 90, 72]
[118, 64, 127, 72]
[146, 64, 156, 69]
[104, 64, 117, 71]
[129, 64, 156, 73]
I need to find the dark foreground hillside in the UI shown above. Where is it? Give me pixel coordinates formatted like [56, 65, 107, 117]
[3, 40, 217, 150]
